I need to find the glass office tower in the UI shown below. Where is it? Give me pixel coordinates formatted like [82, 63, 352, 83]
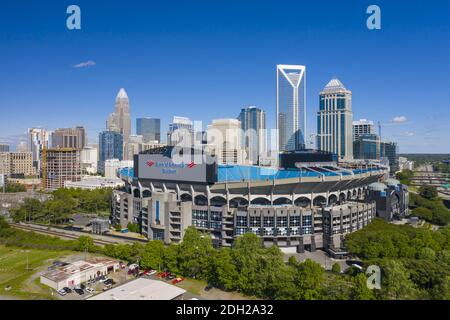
[136, 118, 161, 143]
[237, 106, 266, 165]
[276, 65, 306, 152]
[98, 131, 123, 174]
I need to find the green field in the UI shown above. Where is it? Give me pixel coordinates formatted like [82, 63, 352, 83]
[0, 245, 71, 300]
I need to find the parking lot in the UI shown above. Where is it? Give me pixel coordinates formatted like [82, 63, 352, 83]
[55, 261, 133, 300]
[55, 262, 201, 300]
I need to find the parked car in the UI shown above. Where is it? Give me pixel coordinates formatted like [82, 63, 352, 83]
[167, 274, 176, 280]
[128, 263, 139, 270]
[99, 277, 108, 283]
[62, 287, 72, 293]
[80, 284, 86, 290]
[104, 279, 116, 286]
[74, 288, 84, 295]
[57, 289, 67, 296]
[171, 277, 185, 285]
[157, 271, 170, 278]
[85, 287, 95, 294]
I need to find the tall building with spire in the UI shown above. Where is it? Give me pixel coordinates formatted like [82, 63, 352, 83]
[276, 64, 306, 152]
[107, 88, 131, 158]
[317, 78, 353, 161]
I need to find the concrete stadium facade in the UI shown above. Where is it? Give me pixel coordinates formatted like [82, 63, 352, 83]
[112, 162, 386, 252]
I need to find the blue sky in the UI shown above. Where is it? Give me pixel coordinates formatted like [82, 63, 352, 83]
[0, 0, 449, 153]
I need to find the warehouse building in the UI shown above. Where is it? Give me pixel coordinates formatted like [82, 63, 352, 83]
[40, 258, 119, 290]
[88, 278, 186, 300]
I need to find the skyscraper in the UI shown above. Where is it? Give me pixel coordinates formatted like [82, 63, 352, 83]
[0, 144, 9, 152]
[353, 119, 375, 141]
[125, 134, 143, 161]
[98, 131, 123, 174]
[167, 116, 194, 147]
[51, 126, 86, 149]
[107, 88, 131, 158]
[317, 78, 353, 161]
[276, 64, 306, 152]
[136, 118, 161, 143]
[206, 119, 246, 165]
[28, 128, 48, 173]
[237, 106, 266, 165]
[381, 141, 398, 175]
[353, 133, 381, 160]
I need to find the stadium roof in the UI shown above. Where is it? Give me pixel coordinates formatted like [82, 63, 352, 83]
[218, 165, 381, 183]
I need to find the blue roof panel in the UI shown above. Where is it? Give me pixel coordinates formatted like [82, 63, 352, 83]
[217, 165, 380, 182]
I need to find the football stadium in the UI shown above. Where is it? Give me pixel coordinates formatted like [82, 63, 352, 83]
[112, 147, 407, 254]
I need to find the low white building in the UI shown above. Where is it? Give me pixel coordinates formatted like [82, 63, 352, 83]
[398, 157, 414, 171]
[80, 146, 98, 174]
[40, 257, 119, 290]
[88, 278, 186, 300]
[104, 159, 133, 179]
[64, 176, 125, 190]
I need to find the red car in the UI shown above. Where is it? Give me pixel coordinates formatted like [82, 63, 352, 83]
[171, 277, 185, 285]
[157, 271, 170, 278]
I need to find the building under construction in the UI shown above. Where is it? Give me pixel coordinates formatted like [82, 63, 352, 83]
[42, 148, 81, 191]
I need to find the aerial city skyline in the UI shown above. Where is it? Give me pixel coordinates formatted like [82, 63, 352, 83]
[1, 2, 449, 155]
[0, 63, 403, 194]
[1, 1, 449, 304]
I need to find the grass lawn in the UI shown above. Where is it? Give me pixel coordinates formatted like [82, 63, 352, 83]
[0, 245, 72, 300]
[177, 278, 207, 296]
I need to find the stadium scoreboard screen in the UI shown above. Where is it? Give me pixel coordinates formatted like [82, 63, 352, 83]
[135, 149, 217, 184]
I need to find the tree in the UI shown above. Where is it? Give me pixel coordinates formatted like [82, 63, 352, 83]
[292, 259, 325, 300]
[417, 247, 436, 260]
[380, 260, 418, 299]
[5, 182, 26, 193]
[163, 244, 179, 274]
[76, 236, 95, 252]
[331, 263, 341, 273]
[177, 226, 213, 278]
[419, 185, 438, 200]
[411, 207, 433, 221]
[350, 273, 375, 300]
[396, 170, 413, 185]
[232, 233, 264, 294]
[0, 216, 10, 230]
[256, 245, 287, 299]
[127, 223, 140, 233]
[207, 248, 239, 291]
[140, 240, 165, 270]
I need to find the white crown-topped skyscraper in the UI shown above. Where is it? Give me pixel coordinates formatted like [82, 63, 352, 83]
[317, 78, 353, 161]
[107, 88, 131, 141]
[107, 88, 131, 159]
[276, 64, 306, 152]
